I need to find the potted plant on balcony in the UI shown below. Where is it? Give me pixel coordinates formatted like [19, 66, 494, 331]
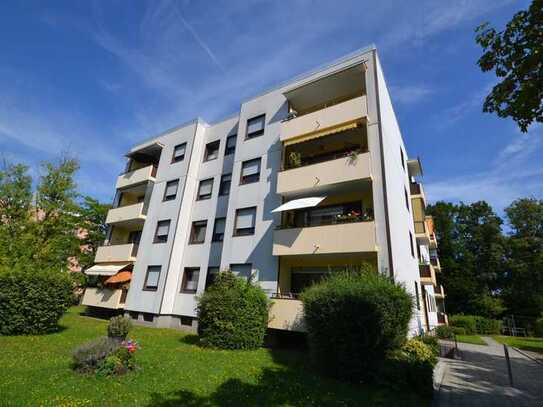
[288, 152, 302, 169]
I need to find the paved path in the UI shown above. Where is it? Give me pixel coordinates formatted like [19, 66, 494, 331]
[434, 336, 543, 406]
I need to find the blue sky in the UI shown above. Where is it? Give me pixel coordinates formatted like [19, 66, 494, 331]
[1, 0, 541, 215]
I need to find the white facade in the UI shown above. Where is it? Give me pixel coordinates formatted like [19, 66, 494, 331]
[88, 45, 445, 334]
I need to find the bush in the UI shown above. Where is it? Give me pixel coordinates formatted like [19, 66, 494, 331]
[418, 335, 439, 357]
[301, 268, 412, 382]
[449, 315, 477, 334]
[108, 315, 132, 340]
[535, 316, 543, 338]
[197, 271, 270, 350]
[72, 337, 120, 373]
[451, 327, 466, 335]
[378, 339, 437, 397]
[475, 317, 502, 335]
[0, 268, 73, 335]
[435, 325, 455, 339]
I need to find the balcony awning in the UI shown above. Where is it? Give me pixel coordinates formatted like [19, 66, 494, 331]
[104, 271, 132, 285]
[272, 197, 326, 213]
[284, 121, 361, 147]
[85, 263, 131, 276]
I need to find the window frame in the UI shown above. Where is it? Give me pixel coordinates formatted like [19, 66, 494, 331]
[143, 266, 161, 291]
[153, 220, 171, 244]
[404, 187, 410, 211]
[180, 267, 200, 294]
[189, 220, 208, 244]
[409, 231, 415, 257]
[212, 217, 226, 242]
[196, 178, 214, 201]
[239, 158, 261, 185]
[245, 114, 266, 139]
[225, 135, 237, 156]
[219, 173, 232, 196]
[204, 140, 220, 162]
[233, 206, 257, 236]
[163, 179, 180, 201]
[172, 143, 187, 163]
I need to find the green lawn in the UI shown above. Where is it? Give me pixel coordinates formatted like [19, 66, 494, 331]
[493, 335, 543, 354]
[0, 307, 426, 406]
[455, 335, 487, 346]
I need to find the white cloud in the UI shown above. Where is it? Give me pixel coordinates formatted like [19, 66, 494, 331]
[390, 85, 434, 105]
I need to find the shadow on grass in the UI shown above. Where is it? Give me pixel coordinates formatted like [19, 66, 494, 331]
[179, 334, 200, 345]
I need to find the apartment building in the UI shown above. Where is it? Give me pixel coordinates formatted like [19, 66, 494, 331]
[82, 45, 447, 334]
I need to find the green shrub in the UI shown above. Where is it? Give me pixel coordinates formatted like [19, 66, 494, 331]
[449, 315, 477, 334]
[72, 337, 120, 373]
[197, 271, 270, 350]
[435, 325, 455, 339]
[107, 315, 132, 340]
[378, 339, 437, 397]
[535, 316, 543, 338]
[417, 335, 439, 357]
[0, 268, 72, 335]
[451, 327, 466, 335]
[475, 317, 502, 335]
[301, 268, 412, 382]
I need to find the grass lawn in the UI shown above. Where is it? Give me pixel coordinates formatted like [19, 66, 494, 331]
[493, 335, 543, 354]
[0, 307, 427, 407]
[455, 335, 487, 346]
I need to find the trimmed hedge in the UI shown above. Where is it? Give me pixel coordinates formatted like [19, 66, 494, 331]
[301, 269, 413, 382]
[0, 268, 72, 335]
[449, 315, 502, 335]
[197, 271, 269, 350]
[535, 317, 543, 338]
[435, 325, 455, 339]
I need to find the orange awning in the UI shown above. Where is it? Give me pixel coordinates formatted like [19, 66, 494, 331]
[104, 271, 132, 285]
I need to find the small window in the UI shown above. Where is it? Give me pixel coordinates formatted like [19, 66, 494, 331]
[409, 231, 415, 257]
[225, 135, 237, 155]
[246, 114, 265, 139]
[400, 147, 405, 170]
[163, 179, 179, 201]
[212, 217, 226, 242]
[234, 207, 256, 236]
[204, 140, 220, 162]
[240, 158, 261, 185]
[219, 173, 232, 196]
[404, 187, 410, 211]
[180, 316, 193, 326]
[230, 263, 252, 280]
[154, 220, 171, 243]
[181, 267, 200, 293]
[205, 267, 219, 289]
[197, 178, 213, 200]
[143, 266, 161, 291]
[414, 282, 421, 310]
[189, 220, 207, 244]
[172, 143, 187, 163]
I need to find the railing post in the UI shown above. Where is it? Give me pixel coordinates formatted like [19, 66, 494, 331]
[503, 344, 514, 387]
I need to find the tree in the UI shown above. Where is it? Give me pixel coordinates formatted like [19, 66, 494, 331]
[475, 0, 543, 132]
[78, 196, 111, 270]
[503, 198, 543, 320]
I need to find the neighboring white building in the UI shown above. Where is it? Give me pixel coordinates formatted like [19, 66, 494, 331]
[82, 45, 447, 334]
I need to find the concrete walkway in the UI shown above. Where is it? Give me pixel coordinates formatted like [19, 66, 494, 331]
[434, 336, 543, 406]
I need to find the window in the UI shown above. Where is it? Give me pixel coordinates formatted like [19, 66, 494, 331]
[197, 178, 213, 200]
[230, 263, 252, 280]
[246, 114, 265, 139]
[204, 140, 220, 162]
[414, 282, 421, 310]
[212, 217, 226, 242]
[205, 267, 219, 289]
[234, 207, 256, 236]
[225, 135, 237, 155]
[181, 267, 200, 293]
[240, 158, 261, 184]
[189, 220, 207, 244]
[400, 147, 405, 170]
[404, 187, 410, 211]
[163, 179, 179, 201]
[409, 231, 415, 257]
[143, 266, 161, 291]
[172, 143, 187, 163]
[128, 230, 142, 245]
[154, 220, 170, 243]
[219, 173, 232, 196]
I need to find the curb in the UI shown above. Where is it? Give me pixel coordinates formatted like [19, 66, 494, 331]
[511, 347, 543, 366]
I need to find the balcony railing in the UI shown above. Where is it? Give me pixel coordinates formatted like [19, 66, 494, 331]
[95, 243, 139, 263]
[410, 182, 422, 195]
[419, 264, 432, 278]
[414, 220, 426, 235]
[116, 165, 157, 190]
[268, 297, 305, 332]
[282, 147, 368, 171]
[277, 211, 374, 230]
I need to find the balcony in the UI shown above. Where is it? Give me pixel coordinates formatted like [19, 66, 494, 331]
[81, 287, 127, 309]
[281, 96, 368, 144]
[419, 264, 436, 285]
[437, 312, 448, 325]
[430, 256, 441, 270]
[435, 284, 445, 298]
[116, 165, 157, 190]
[268, 298, 305, 332]
[273, 220, 376, 256]
[95, 243, 138, 263]
[106, 202, 146, 227]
